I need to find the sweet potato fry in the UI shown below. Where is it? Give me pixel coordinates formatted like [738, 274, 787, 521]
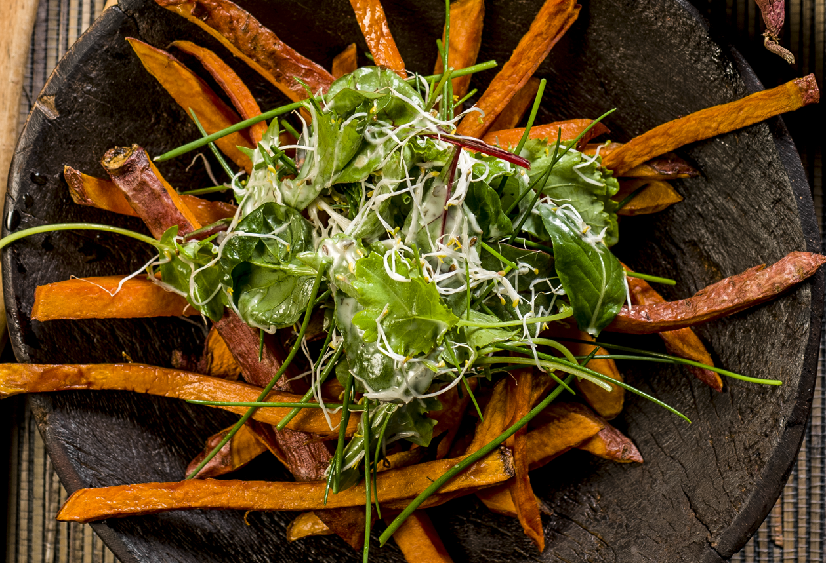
[455, 0, 580, 138]
[505, 370, 544, 551]
[315, 508, 367, 550]
[433, 0, 485, 98]
[476, 487, 549, 519]
[525, 402, 606, 469]
[543, 321, 624, 419]
[464, 379, 509, 454]
[348, 0, 406, 78]
[482, 119, 610, 151]
[288, 512, 334, 541]
[156, 0, 334, 101]
[185, 423, 268, 478]
[64, 166, 237, 225]
[56, 448, 515, 522]
[602, 75, 820, 175]
[616, 180, 683, 216]
[172, 40, 268, 144]
[477, 402, 604, 516]
[624, 272, 722, 390]
[126, 38, 253, 171]
[608, 252, 826, 334]
[101, 145, 203, 237]
[582, 143, 698, 179]
[385, 511, 454, 563]
[102, 141, 332, 483]
[175, 325, 243, 381]
[332, 43, 359, 79]
[202, 327, 243, 380]
[431, 379, 477, 458]
[32, 277, 195, 321]
[0, 363, 357, 436]
[486, 78, 541, 133]
[576, 423, 643, 463]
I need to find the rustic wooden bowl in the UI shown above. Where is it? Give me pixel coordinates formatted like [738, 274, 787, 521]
[3, 0, 822, 561]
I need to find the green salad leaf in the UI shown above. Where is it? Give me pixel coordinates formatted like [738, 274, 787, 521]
[538, 203, 626, 336]
[351, 253, 459, 357]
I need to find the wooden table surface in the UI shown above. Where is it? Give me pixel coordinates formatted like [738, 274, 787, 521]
[1, 1, 824, 561]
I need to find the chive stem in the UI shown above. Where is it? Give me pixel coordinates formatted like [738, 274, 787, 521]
[332, 372, 355, 494]
[281, 119, 301, 140]
[463, 376, 484, 420]
[625, 271, 677, 286]
[363, 399, 372, 563]
[0, 223, 162, 251]
[456, 310, 571, 328]
[555, 337, 783, 386]
[479, 241, 517, 272]
[477, 350, 690, 420]
[177, 185, 230, 196]
[276, 339, 343, 430]
[513, 79, 547, 156]
[188, 108, 235, 179]
[511, 237, 554, 254]
[454, 88, 477, 109]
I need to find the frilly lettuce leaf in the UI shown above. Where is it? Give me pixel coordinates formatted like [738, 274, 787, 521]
[351, 253, 459, 357]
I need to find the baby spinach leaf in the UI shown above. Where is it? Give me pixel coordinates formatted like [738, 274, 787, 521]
[223, 202, 313, 267]
[351, 253, 459, 356]
[464, 182, 513, 239]
[234, 266, 315, 329]
[538, 204, 626, 336]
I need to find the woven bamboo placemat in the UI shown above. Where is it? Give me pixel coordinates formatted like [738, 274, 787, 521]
[2, 1, 824, 561]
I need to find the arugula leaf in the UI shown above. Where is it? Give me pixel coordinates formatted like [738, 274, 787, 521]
[281, 103, 365, 210]
[351, 253, 459, 357]
[538, 204, 626, 336]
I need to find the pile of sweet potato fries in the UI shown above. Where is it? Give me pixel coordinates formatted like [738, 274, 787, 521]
[0, 0, 822, 560]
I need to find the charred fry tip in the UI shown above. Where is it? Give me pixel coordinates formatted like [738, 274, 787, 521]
[794, 73, 819, 105]
[62, 166, 93, 205]
[101, 145, 140, 173]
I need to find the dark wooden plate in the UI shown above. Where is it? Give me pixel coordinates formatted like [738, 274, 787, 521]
[3, 0, 822, 561]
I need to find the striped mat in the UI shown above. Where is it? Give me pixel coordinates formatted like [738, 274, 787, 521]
[2, 0, 824, 561]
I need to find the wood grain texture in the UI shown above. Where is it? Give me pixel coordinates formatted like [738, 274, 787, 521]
[0, 0, 39, 340]
[0, 0, 822, 562]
